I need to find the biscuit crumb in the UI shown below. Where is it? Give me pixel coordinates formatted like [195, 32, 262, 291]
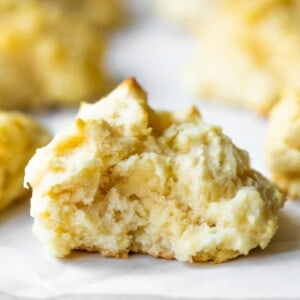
[25, 79, 285, 263]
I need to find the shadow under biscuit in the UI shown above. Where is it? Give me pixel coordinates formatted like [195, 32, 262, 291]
[0, 199, 30, 226]
[237, 209, 300, 262]
[274, 207, 300, 242]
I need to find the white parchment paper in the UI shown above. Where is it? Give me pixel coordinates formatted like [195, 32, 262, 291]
[0, 1, 299, 299]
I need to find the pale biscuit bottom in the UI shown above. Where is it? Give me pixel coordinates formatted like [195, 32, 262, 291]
[77, 246, 240, 264]
[25, 79, 285, 263]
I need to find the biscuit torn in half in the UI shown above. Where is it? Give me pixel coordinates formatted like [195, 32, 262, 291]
[0, 112, 51, 212]
[25, 79, 285, 263]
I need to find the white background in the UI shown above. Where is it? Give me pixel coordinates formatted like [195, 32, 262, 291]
[0, 1, 300, 299]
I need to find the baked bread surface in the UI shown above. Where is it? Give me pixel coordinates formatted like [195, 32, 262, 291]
[25, 79, 285, 263]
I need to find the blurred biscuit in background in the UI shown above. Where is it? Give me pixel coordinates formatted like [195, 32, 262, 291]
[0, 111, 51, 212]
[157, 0, 300, 115]
[266, 92, 300, 199]
[0, 0, 125, 110]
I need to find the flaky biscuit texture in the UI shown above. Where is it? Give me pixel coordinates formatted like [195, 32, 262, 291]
[25, 79, 284, 263]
